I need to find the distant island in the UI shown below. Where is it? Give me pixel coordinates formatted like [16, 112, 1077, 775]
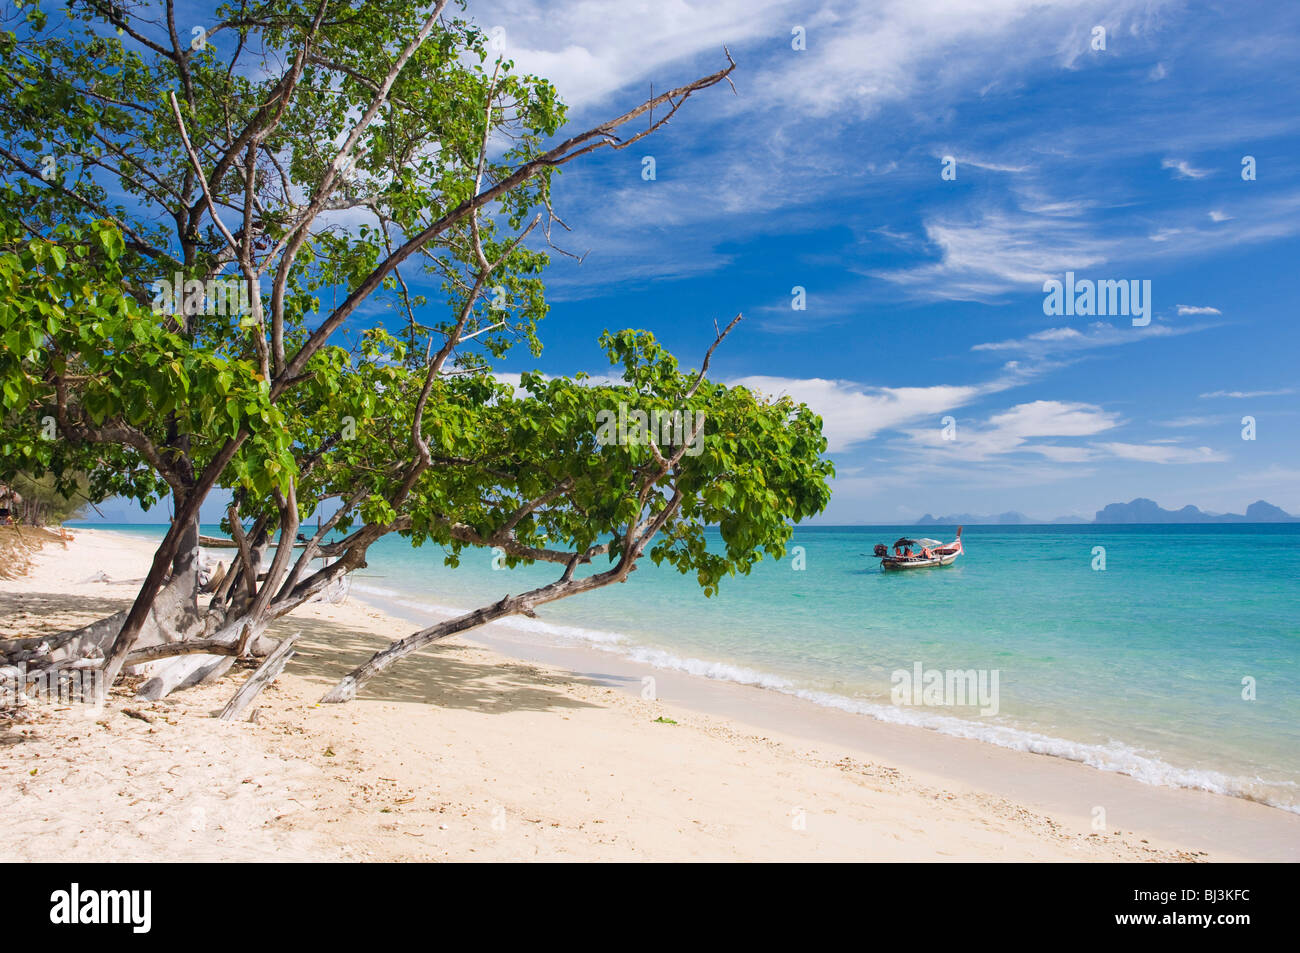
[918, 511, 1034, 525]
[917, 499, 1298, 525]
[1093, 498, 1298, 523]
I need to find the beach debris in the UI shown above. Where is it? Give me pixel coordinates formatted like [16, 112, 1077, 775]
[652, 716, 677, 725]
[80, 570, 112, 584]
[121, 708, 154, 724]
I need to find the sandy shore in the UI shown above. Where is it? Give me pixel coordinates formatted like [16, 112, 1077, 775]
[2, 527, 1296, 862]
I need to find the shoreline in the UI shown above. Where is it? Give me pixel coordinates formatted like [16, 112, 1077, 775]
[353, 580, 1300, 819]
[3, 527, 1297, 862]
[356, 586, 1300, 862]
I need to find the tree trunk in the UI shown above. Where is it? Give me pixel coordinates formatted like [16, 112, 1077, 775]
[99, 430, 248, 685]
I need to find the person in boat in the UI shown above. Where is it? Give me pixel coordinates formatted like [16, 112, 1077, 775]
[920, 546, 933, 558]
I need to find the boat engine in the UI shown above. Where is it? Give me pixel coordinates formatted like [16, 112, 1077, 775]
[872, 544, 888, 558]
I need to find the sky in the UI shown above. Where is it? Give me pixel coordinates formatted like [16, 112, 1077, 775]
[87, 0, 1300, 524]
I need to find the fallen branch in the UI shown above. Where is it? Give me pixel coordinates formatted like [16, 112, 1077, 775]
[218, 632, 299, 721]
[125, 639, 241, 664]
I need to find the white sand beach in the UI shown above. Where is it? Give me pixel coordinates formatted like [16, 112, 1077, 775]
[2, 528, 1296, 862]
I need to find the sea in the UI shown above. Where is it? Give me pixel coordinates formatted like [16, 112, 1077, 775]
[93, 522, 1300, 812]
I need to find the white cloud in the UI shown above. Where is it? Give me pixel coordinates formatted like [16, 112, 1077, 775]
[753, 0, 1172, 117]
[1158, 414, 1229, 428]
[1092, 442, 1227, 463]
[482, 1, 1300, 307]
[877, 188, 1300, 301]
[1161, 157, 1211, 179]
[874, 211, 1113, 300]
[987, 400, 1121, 438]
[470, 0, 787, 112]
[728, 375, 1002, 453]
[1033, 444, 1096, 463]
[900, 400, 1120, 461]
[1199, 388, 1296, 399]
[476, 0, 1176, 124]
[972, 321, 1207, 356]
[1176, 304, 1221, 315]
[931, 150, 1030, 174]
[888, 400, 1236, 469]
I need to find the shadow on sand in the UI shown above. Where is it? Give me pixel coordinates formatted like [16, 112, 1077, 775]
[1, 589, 603, 715]
[0, 589, 130, 639]
[263, 614, 604, 714]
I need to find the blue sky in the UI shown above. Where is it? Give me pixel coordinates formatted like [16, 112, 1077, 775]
[89, 0, 1300, 524]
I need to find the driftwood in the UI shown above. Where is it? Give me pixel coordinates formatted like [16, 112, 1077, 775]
[199, 535, 307, 549]
[126, 638, 241, 664]
[197, 534, 242, 548]
[217, 632, 299, 721]
[1, 547, 275, 703]
[0, 611, 125, 666]
[136, 654, 234, 701]
[0, 563, 207, 671]
[133, 617, 277, 701]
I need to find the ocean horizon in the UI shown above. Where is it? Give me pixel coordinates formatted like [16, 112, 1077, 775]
[86, 521, 1300, 814]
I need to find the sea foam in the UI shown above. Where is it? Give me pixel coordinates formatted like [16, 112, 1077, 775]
[347, 583, 1299, 814]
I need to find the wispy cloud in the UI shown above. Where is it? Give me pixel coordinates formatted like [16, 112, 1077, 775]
[972, 321, 1209, 357]
[1161, 157, 1211, 179]
[1199, 388, 1296, 399]
[891, 401, 1230, 468]
[470, 0, 787, 112]
[930, 150, 1030, 174]
[728, 365, 1029, 453]
[1157, 414, 1231, 428]
[873, 210, 1114, 301]
[1176, 304, 1221, 315]
[1093, 442, 1227, 463]
[874, 189, 1300, 302]
[899, 400, 1121, 462]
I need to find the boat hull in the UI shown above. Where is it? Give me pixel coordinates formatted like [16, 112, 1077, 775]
[880, 551, 960, 570]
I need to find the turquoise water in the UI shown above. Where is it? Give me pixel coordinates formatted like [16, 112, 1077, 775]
[92, 522, 1300, 810]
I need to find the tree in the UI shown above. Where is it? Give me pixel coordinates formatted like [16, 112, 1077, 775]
[2, 473, 91, 524]
[0, 1, 832, 703]
[318, 320, 833, 701]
